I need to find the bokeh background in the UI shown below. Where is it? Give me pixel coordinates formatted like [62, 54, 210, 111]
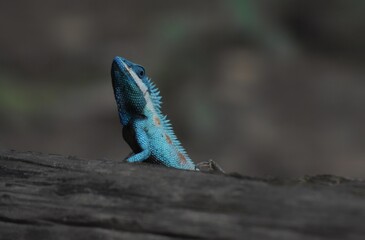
[0, 0, 364, 177]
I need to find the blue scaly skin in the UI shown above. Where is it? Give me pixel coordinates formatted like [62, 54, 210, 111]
[111, 56, 196, 170]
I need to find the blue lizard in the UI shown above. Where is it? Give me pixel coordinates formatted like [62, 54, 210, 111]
[111, 56, 196, 170]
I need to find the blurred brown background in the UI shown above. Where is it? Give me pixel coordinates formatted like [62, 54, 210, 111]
[0, 0, 364, 177]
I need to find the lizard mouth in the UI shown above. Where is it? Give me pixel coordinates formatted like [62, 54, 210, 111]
[112, 57, 132, 77]
[113, 56, 149, 96]
[111, 57, 137, 92]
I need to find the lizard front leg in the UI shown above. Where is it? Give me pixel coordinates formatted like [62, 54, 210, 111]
[125, 119, 151, 163]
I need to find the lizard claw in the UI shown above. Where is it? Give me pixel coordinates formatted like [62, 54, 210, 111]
[121, 152, 134, 163]
[196, 159, 225, 174]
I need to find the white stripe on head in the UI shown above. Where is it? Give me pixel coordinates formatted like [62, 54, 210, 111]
[121, 61, 148, 94]
[121, 61, 156, 114]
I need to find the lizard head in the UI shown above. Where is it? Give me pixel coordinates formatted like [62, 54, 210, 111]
[111, 56, 149, 126]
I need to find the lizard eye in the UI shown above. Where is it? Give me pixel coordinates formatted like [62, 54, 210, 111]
[136, 67, 145, 78]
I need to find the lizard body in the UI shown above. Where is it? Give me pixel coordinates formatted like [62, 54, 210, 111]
[111, 56, 196, 170]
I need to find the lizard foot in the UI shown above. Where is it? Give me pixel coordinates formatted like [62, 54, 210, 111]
[195, 159, 225, 174]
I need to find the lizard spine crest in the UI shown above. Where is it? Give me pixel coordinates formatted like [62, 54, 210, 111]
[143, 77, 189, 157]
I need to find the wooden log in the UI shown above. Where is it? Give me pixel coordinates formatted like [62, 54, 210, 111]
[1, 150, 365, 240]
